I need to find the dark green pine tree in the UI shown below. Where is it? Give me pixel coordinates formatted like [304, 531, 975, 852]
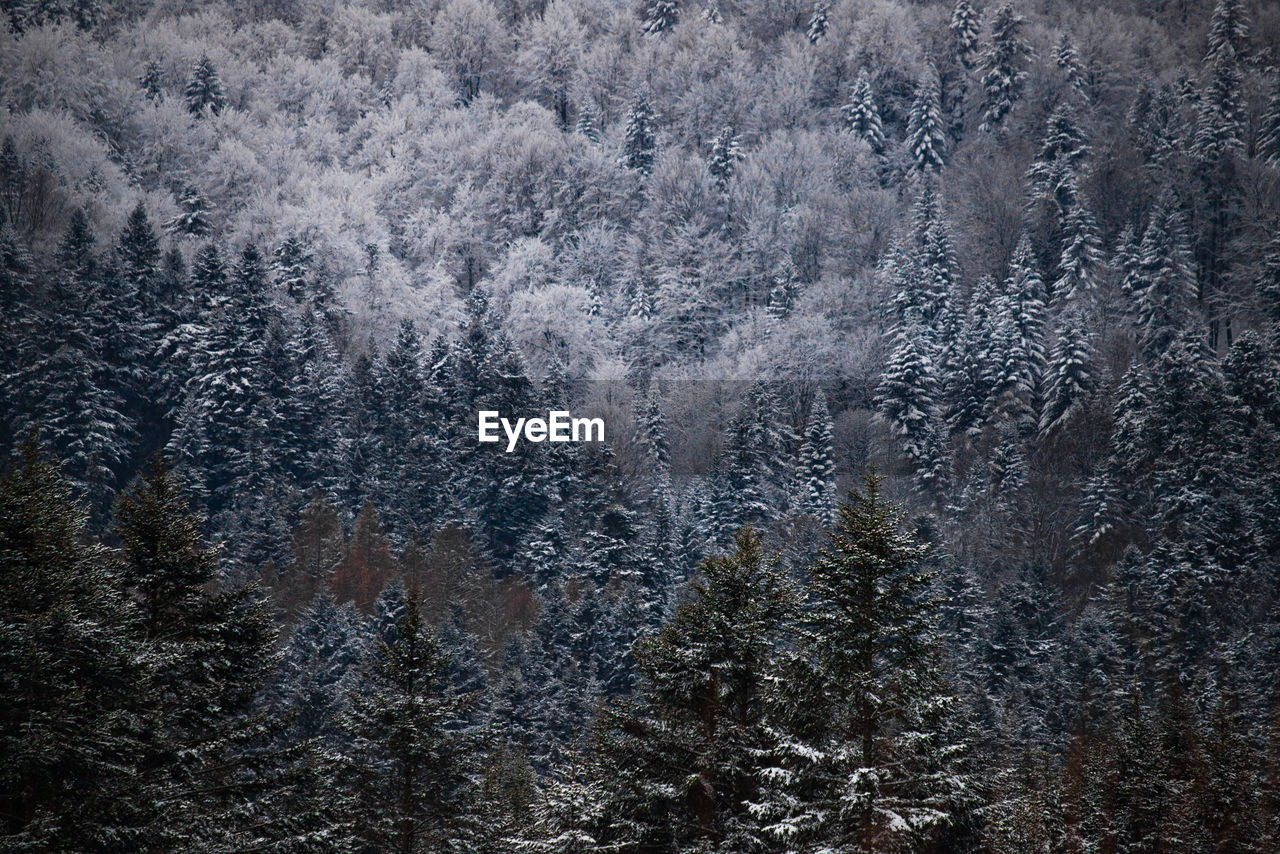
[592, 527, 796, 851]
[164, 185, 212, 237]
[842, 69, 885, 153]
[905, 66, 947, 174]
[111, 458, 283, 850]
[622, 93, 657, 175]
[0, 440, 149, 851]
[979, 3, 1031, 132]
[337, 587, 481, 853]
[184, 54, 227, 115]
[755, 474, 975, 851]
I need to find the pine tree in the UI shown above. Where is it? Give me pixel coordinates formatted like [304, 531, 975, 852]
[273, 234, 313, 301]
[622, 93, 657, 174]
[1195, 40, 1244, 161]
[164, 185, 211, 237]
[337, 587, 481, 852]
[1040, 306, 1095, 435]
[906, 66, 947, 174]
[807, 1, 829, 44]
[950, 0, 981, 70]
[593, 527, 795, 851]
[272, 594, 366, 745]
[707, 124, 743, 188]
[1055, 33, 1088, 99]
[879, 319, 948, 492]
[0, 440, 149, 850]
[1207, 0, 1249, 61]
[842, 69, 885, 153]
[1027, 105, 1089, 218]
[1133, 194, 1199, 357]
[641, 0, 678, 36]
[1259, 77, 1280, 169]
[756, 474, 974, 851]
[574, 105, 599, 142]
[1054, 191, 1104, 304]
[979, 4, 1031, 132]
[796, 388, 837, 524]
[184, 54, 227, 116]
[139, 59, 164, 101]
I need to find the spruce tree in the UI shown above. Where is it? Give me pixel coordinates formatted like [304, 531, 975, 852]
[807, 1, 830, 45]
[184, 54, 227, 115]
[139, 59, 164, 101]
[756, 474, 974, 851]
[797, 388, 837, 524]
[905, 66, 947, 174]
[979, 3, 1031, 131]
[1055, 33, 1088, 99]
[164, 185, 211, 237]
[622, 93, 657, 174]
[707, 124, 743, 188]
[1259, 77, 1280, 169]
[337, 587, 480, 852]
[842, 69, 885, 153]
[1040, 307, 1095, 435]
[1134, 194, 1199, 357]
[950, 0, 981, 70]
[641, 0, 678, 36]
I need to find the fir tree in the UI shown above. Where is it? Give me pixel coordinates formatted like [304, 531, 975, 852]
[641, 0, 678, 36]
[622, 93, 657, 174]
[1054, 191, 1104, 304]
[1259, 77, 1280, 169]
[1207, 0, 1249, 61]
[950, 0, 981, 70]
[1134, 194, 1199, 357]
[807, 1, 829, 44]
[906, 66, 947, 174]
[879, 319, 948, 492]
[164, 185, 211, 237]
[842, 69, 885, 153]
[338, 587, 480, 852]
[707, 124, 743, 188]
[139, 59, 164, 101]
[1055, 33, 1088, 99]
[756, 474, 974, 851]
[796, 388, 837, 524]
[184, 54, 227, 116]
[1040, 307, 1095, 435]
[979, 4, 1031, 132]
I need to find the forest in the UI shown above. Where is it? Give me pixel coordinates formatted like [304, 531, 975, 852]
[2, 0, 1280, 850]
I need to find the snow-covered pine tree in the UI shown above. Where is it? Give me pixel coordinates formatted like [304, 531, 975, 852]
[622, 92, 657, 174]
[184, 54, 227, 115]
[879, 318, 948, 492]
[1040, 306, 1095, 435]
[950, 0, 981, 70]
[1259, 76, 1280, 169]
[979, 3, 1031, 131]
[641, 0, 678, 36]
[842, 69, 885, 153]
[796, 388, 837, 524]
[1134, 193, 1199, 357]
[164, 185, 211, 237]
[707, 124, 743, 188]
[755, 474, 975, 851]
[1207, 0, 1250, 61]
[139, 59, 164, 101]
[337, 587, 481, 852]
[1027, 104, 1089, 217]
[807, 1, 829, 44]
[906, 65, 947, 174]
[1054, 189, 1104, 304]
[1055, 33, 1088, 99]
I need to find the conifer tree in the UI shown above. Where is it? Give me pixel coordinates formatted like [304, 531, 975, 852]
[164, 185, 211, 237]
[1040, 307, 1095, 435]
[139, 59, 164, 101]
[1134, 194, 1199, 357]
[707, 124, 743, 188]
[797, 388, 837, 524]
[879, 319, 948, 492]
[979, 4, 1031, 131]
[337, 587, 481, 853]
[622, 93, 657, 174]
[1055, 33, 1088, 99]
[1259, 77, 1280, 169]
[906, 66, 947, 174]
[184, 54, 227, 115]
[807, 1, 829, 44]
[641, 0, 678, 36]
[950, 0, 981, 70]
[842, 69, 885, 153]
[1054, 191, 1104, 304]
[756, 474, 974, 851]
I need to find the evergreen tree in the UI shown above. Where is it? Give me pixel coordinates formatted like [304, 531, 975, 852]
[1259, 77, 1280, 169]
[796, 388, 837, 524]
[139, 59, 164, 101]
[0, 440, 148, 850]
[1134, 194, 1199, 356]
[1207, 0, 1249, 60]
[979, 4, 1031, 131]
[641, 0, 678, 36]
[807, 1, 829, 45]
[622, 93, 657, 174]
[879, 319, 948, 492]
[950, 0, 981, 70]
[1040, 306, 1095, 435]
[1054, 191, 1104, 304]
[1055, 33, 1088, 99]
[905, 66, 947, 174]
[707, 124, 743, 188]
[756, 474, 975, 851]
[842, 70, 885, 153]
[164, 185, 211, 237]
[184, 54, 226, 115]
[337, 587, 480, 852]
[593, 528, 795, 851]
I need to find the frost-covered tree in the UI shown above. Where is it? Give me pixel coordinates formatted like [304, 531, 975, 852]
[139, 59, 164, 101]
[641, 0, 678, 35]
[1133, 195, 1199, 356]
[164, 185, 211, 237]
[879, 319, 948, 492]
[842, 69, 885, 153]
[979, 4, 1031, 131]
[950, 0, 981, 70]
[796, 388, 837, 524]
[906, 66, 947, 174]
[707, 124, 743, 188]
[622, 93, 657, 174]
[807, 1, 829, 44]
[1259, 78, 1280, 169]
[183, 55, 226, 115]
[1040, 306, 1095, 435]
[1055, 34, 1088, 99]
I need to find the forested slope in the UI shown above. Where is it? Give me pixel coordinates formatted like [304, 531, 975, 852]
[3, 0, 1280, 850]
